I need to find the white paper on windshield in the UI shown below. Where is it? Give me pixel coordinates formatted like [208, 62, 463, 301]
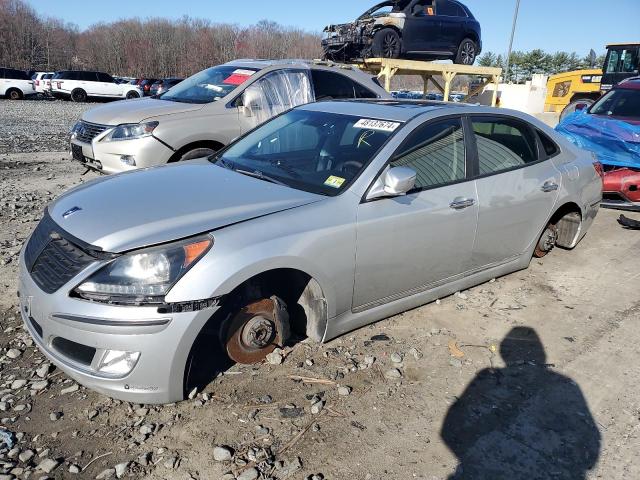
[354, 119, 401, 132]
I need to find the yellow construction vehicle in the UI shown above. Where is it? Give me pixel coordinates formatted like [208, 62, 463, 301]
[544, 69, 603, 120]
[545, 42, 639, 120]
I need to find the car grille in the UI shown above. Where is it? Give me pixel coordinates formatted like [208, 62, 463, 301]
[75, 121, 109, 144]
[24, 213, 96, 294]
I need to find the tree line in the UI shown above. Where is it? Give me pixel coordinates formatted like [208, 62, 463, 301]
[477, 50, 606, 84]
[0, 0, 322, 77]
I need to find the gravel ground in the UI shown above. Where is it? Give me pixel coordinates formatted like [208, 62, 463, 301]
[0, 98, 91, 154]
[0, 99, 639, 480]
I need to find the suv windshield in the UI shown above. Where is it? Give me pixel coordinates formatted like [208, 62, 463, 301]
[212, 109, 401, 196]
[590, 88, 640, 119]
[160, 66, 259, 104]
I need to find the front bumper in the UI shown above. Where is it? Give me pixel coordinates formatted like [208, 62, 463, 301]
[70, 134, 174, 174]
[18, 249, 221, 404]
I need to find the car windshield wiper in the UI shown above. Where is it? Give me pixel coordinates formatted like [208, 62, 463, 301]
[233, 169, 288, 187]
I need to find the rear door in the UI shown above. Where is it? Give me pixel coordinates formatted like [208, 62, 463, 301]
[436, 0, 465, 52]
[468, 115, 561, 270]
[403, 0, 443, 52]
[96, 72, 119, 96]
[353, 116, 478, 309]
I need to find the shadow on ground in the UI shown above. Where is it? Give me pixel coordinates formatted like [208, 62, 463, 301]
[441, 326, 601, 480]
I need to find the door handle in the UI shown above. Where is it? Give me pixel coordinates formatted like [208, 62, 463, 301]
[541, 181, 559, 193]
[450, 197, 475, 210]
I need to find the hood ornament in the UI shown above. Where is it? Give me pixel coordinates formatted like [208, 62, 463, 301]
[62, 206, 82, 219]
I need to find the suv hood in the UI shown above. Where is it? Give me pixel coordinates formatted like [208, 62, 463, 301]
[81, 98, 205, 126]
[48, 161, 323, 252]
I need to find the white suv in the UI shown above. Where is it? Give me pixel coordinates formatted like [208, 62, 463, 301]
[32, 72, 54, 95]
[51, 70, 143, 102]
[1, 67, 36, 100]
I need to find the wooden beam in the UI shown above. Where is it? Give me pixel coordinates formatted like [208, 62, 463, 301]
[491, 75, 500, 107]
[443, 71, 456, 102]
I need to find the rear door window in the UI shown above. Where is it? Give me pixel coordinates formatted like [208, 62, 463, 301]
[311, 70, 377, 100]
[471, 117, 539, 176]
[80, 71, 98, 82]
[97, 72, 114, 83]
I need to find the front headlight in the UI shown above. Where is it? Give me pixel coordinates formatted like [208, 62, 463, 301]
[102, 121, 159, 142]
[75, 236, 212, 305]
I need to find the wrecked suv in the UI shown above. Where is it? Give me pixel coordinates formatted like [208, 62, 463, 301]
[322, 0, 481, 65]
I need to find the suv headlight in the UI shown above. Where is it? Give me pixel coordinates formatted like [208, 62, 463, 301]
[74, 236, 212, 305]
[102, 121, 159, 142]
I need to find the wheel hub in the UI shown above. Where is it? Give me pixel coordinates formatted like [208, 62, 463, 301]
[240, 315, 275, 349]
[538, 226, 558, 252]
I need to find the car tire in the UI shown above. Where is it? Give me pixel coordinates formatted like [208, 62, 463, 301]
[454, 38, 478, 65]
[7, 89, 22, 100]
[372, 28, 402, 59]
[560, 98, 595, 121]
[126, 91, 140, 99]
[71, 89, 87, 103]
[179, 147, 217, 161]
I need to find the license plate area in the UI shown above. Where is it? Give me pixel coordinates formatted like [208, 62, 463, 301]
[71, 144, 85, 162]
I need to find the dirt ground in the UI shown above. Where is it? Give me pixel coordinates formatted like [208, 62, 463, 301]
[1, 106, 639, 479]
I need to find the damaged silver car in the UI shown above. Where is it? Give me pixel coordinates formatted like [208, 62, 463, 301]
[19, 100, 600, 404]
[322, 0, 482, 64]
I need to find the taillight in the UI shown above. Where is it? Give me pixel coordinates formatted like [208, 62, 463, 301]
[35, 80, 40, 86]
[593, 161, 604, 180]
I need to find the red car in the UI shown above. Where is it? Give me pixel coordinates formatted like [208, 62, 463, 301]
[591, 77, 640, 211]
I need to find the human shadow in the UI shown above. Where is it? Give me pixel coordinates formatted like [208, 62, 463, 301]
[441, 327, 601, 480]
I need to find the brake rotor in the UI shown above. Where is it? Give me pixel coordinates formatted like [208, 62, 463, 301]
[225, 296, 289, 364]
[534, 224, 558, 258]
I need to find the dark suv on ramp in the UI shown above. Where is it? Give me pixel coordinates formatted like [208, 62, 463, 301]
[322, 0, 481, 65]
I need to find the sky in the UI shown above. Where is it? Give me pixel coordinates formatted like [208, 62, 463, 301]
[27, 0, 639, 57]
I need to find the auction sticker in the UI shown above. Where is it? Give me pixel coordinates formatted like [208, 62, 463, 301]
[223, 69, 256, 86]
[324, 175, 346, 189]
[354, 119, 401, 132]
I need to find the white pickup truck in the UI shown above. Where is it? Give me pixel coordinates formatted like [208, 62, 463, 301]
[1, 67, 36, 100]
[51, 70, 143, 102]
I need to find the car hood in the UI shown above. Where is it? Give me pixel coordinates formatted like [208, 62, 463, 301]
[48, 161, 323, 253]
[81, 97, 205, 126]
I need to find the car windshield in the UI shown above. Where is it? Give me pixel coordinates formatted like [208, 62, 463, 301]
[159, 66, 259, 104]
[212, 109, 402, 196]
[590, 88, 640, 119]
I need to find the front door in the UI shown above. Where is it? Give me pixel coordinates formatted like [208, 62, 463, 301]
[468, 116, 561, 269]
[403, 0, 443, 52]
[238, 69, 314, 134]
[353, 117, 477, 309]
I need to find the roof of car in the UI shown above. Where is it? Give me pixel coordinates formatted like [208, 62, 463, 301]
[300, 99, 468, 122]
[616, 77, 640, 90]
[224, 59, 368, 74]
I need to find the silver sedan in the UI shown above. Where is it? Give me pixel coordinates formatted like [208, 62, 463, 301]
[18, 100, 602, 403]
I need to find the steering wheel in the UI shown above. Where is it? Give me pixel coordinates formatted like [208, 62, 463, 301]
[339, 160, 364, 175]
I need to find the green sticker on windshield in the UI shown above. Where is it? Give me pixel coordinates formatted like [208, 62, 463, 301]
[324, 175, 346, 189]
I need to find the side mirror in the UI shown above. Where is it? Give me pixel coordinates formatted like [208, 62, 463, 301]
[367, 166, 417, 200]
[574, 103, 588, 112]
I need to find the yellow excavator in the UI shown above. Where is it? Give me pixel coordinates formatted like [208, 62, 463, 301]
[545, 42, 639, 120]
